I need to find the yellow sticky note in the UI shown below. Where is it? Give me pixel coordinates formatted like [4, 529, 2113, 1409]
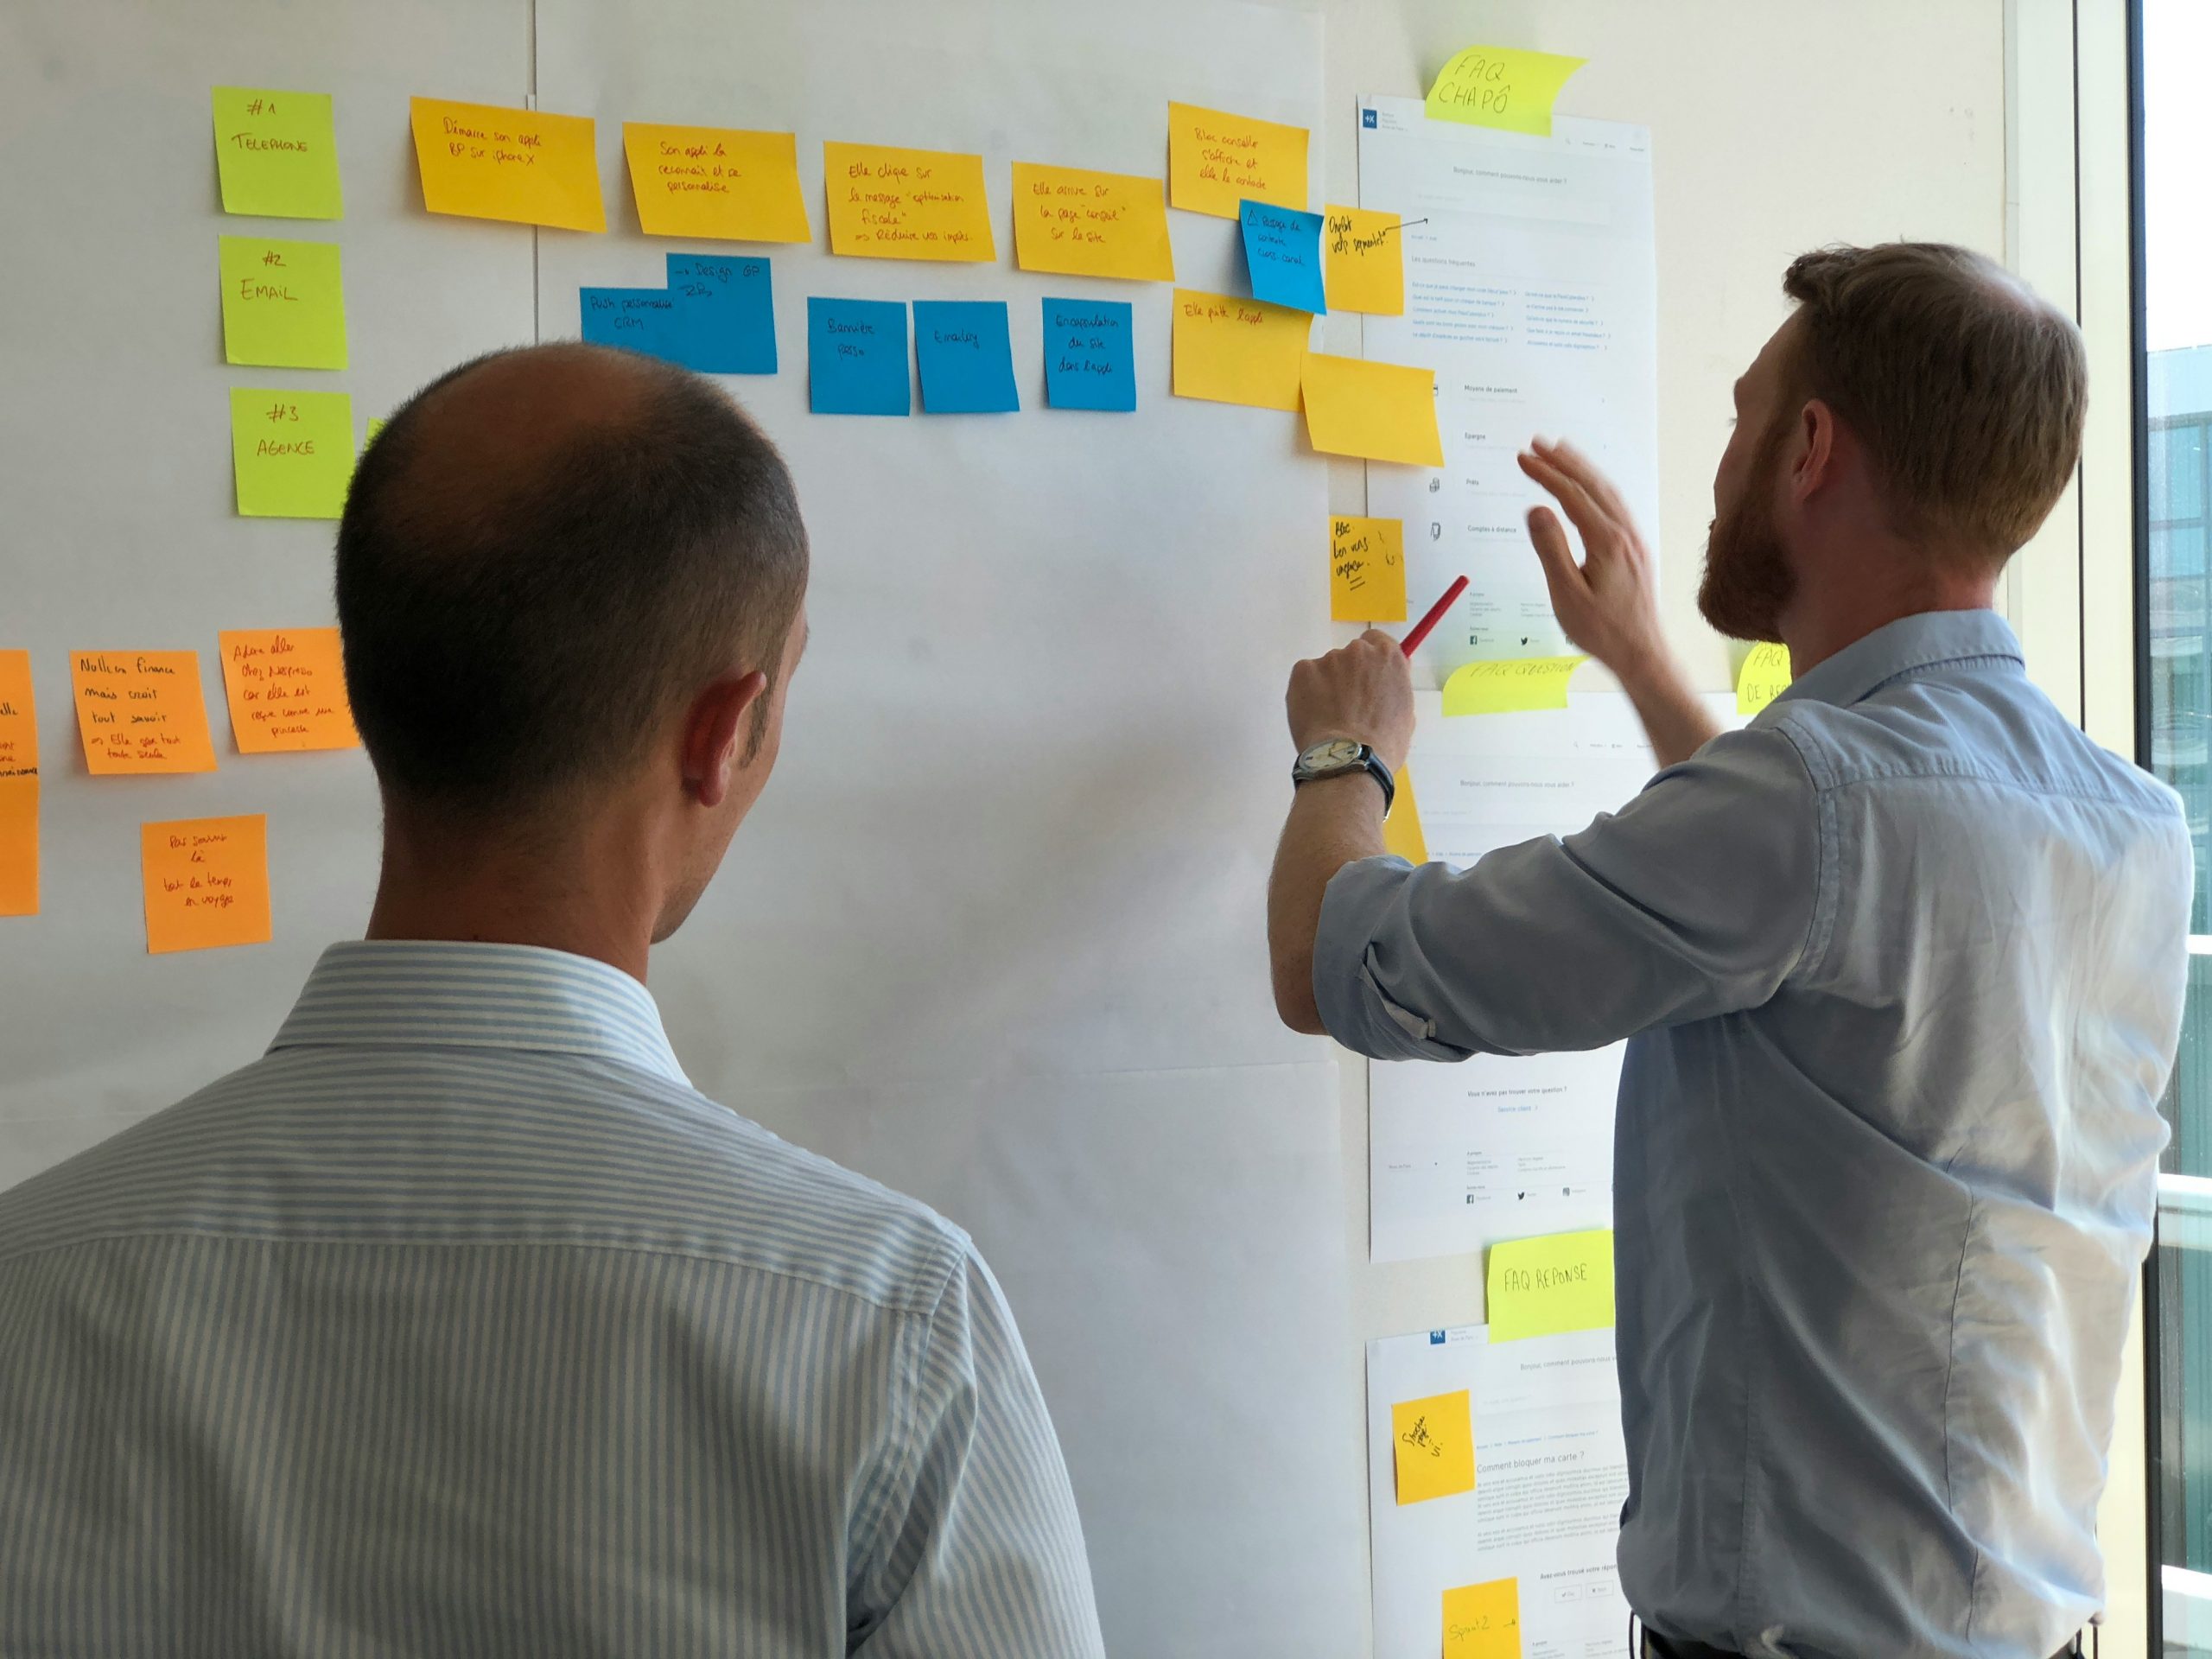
[823, 142, 995, 263]
[1390, 1388, 1473, 1504]
[1300, 353, 1443, 467]
[1168, 101, 1307, 219]
[1330, 516, 1406, 622]
[0, 650, 37, 780]
[1323, 206, 1403, 315]
[622, 124, 810, 243]
[1442, 1578, 1522, 1659]
[218, 235, 346, 370]
[1171, 289, 1312, 411]
[0, 777, 35, 918]
[1426, 46, 1587, 137]
[410, 96, 605, 232]
[1382, 766, 1427, 865]
[70, 652, 219, 776]
[363, 416, 386, 450]
[1737, 640, 1793, 716]
[1487, 1228, 1614, 1342]
[1011, 162, 1174, 283]
[218, 628, 359, 754]
[230, 388, 353, 519]
[1441, 656, 1586, 716]
[211, 86, 343, 219]
[141, 815, 271, 956]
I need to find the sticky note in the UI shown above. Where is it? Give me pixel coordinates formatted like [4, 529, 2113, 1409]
[664, 254, 778, 374]
[581, 287, 683, 361]
[1391, 1388, 1474, 1504]
[1171, 289, 1312, 412]
[410, 96, 605, 232]
[1042, 298, 1135, 412]
[913, 301, 1019, 414]
[141, 815, 271, 955]
[0, 779, 34, 918]
[1010, 162, 1174, 283]
[1324, 206, 1403, 315]
[218, 235, 346, 370]
[217, 628, 359, 754]
[1300, 353, 1443, 466]
[364, 416, 386, 447]
[1167, 101, 1308, 219]
[1382, 765, 1427, 865]
[1426, 45, 1586, 137]
[70, 652, 218, 776]
[230, 388, 354, 518]
[1330, 516, 1406, 622]
[1240, 200, 1326, 315]
[211, 87, 342, 219]
[1440, 656, 1586, 716]
[1442, 1578, 1522, 1659]
[1487, 1228, 1614, 1342]
[0, 650, 37, 780]
[808, 297, 910, 416]
[622, 124, 810, 243]
[823, 142, 994, 263]
[1737, 640, 1793, 716]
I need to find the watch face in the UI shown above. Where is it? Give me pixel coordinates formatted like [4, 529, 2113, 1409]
[1305, 738, 1365, 771]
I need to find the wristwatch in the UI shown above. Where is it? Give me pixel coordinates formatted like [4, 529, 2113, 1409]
[1292, 737, 1395, 815]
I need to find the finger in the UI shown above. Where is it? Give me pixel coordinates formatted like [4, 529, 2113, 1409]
[1524, 505, 1586, 602]
[1518, 448, 1618, 556]
[1357, 627, 1400, 654]
[1536, 437, 1636, 529]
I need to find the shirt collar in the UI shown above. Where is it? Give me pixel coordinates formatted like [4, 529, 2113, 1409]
[269, 940, 690, 1088]
[1771, 608, 2024, 711]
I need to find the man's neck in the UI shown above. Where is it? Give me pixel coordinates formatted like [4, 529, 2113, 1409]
[1780, 539, 1999, 678]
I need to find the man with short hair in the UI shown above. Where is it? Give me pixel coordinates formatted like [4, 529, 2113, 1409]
[0, 344, 1104, 1657]
[1270, 243, 2189, 1656]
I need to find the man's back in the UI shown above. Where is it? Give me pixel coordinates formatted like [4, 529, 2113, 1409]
[0, 941, 1102, 1658]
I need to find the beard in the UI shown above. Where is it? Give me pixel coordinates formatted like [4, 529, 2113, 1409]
[1696, 417, 1797, 642]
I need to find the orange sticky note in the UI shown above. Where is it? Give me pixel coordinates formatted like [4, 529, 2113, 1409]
[1382, 766, 1427, 865]
[141, 815, 271, 955]
[1300, 353, 1444, 466]
[410, 96, 605, 232]
[1323, 206, 1404, 315]
[0, 650, 37, 779]
[1166, 100, 1308, 218]
[1441, 1578, 1521, 1659]
[1391, 1388, 1477, 1504]
[622, 123, 810, 242]
[218, 628, 359, 753]
[1171, 289, 1313, 411]
[823, 141, 995, 262]
[70, 652, 218, 776]
[0, 777, 35, 918]
[1010, 162, 1174, 282]
[1330, 515, 1407, 621]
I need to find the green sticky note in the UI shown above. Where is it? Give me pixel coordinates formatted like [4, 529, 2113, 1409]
[218, 236, 346, 370]
[1440, 655, 1586, 715]
[229, 388, 353, 519]
[1486, 1229, 1613, 1342]
[1425, 46, 1586, 137]
[212, 87, 343, 219]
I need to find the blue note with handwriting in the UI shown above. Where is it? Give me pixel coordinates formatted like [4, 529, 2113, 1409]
[912, 300, 1020, 414]
[1239, 199, 1327, 315]
[666, 253, 776, 374]
[1041, 297, 1135, 412]
[807, 297, 910, 416]
[581, 288, 683, 360]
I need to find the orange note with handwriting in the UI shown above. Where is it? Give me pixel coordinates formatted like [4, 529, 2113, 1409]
[410, 97, 605, 232]
[71, 652, 218, 775]
[0, 651, 38, 916]
[0, 650, 36, 781]
[218, 628, 359, 753]
[141, 815, 270, 954]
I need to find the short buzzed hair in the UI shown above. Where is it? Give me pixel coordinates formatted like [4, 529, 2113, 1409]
[337, 346, 809, 814]
[1781, 242, 2087, 561]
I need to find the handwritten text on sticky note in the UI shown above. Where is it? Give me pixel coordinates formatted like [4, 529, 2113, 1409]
[1168, 101, 1308, 219]
[1240, 200, 1326, 314]
[0, 651, 37, 781]
[1170, 289, 1312, 412]
[1487, 1228, 1614, 1342]
[622, 124, 809, 243]
[230, 388, 353, 519]
[217, 628, 359, 753]
[1391, 1388, 1476, 1504]
[1440, 656, 1586, 716]
[1324, 206, 1404, 315]
[71, 652, 218, 776]
[410, 96, 605, 232]
[1441, 1578, 1522, 1659]
[1012, 162, 1173, 283]
[1043, 298, 1135, 412]
[211, 86, 343, 219]
[0, 652, 36, 918]
[823, 142, 995, 263]
[1426, 45, 1586, 137]
[1330, 516, 1406, 622]
[142, 815, 270, 955]
[219, 235, 346, 370]
[1737, 640, 1792, 716]
[1300, 353, 1443, 467]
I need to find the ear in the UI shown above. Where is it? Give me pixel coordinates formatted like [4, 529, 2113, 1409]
[680, 670, 769, 810]
[1792, 398, 1838, 505]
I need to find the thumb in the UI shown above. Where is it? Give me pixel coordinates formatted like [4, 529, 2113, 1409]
[1526, 505, 1584, 604]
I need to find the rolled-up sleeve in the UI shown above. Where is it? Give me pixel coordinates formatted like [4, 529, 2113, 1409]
[1313, 724, 1823, 1062]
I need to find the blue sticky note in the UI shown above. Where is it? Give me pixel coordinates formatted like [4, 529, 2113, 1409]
[581, 287, 683, 361]
[666, 254, 777, 375]
[807, 297, 910, 416]
[912, 301, 1020, 415]
[1239, 199, 1327, 315]
[1041, 297, 1135, 412]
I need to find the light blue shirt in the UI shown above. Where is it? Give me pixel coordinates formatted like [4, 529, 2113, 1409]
[0, 941, 1103, 1658]
[1316, 612, 2190, 1658]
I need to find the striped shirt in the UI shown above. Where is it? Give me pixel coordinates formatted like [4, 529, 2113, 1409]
[0, 941, 1104, 1658]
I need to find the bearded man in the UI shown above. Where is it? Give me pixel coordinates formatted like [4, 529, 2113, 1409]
[1265, 243, 2190, 1659]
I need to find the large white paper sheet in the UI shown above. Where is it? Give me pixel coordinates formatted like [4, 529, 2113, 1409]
[1367, 1322, 1630, 1659]
[1356, 98, 1658, 688]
